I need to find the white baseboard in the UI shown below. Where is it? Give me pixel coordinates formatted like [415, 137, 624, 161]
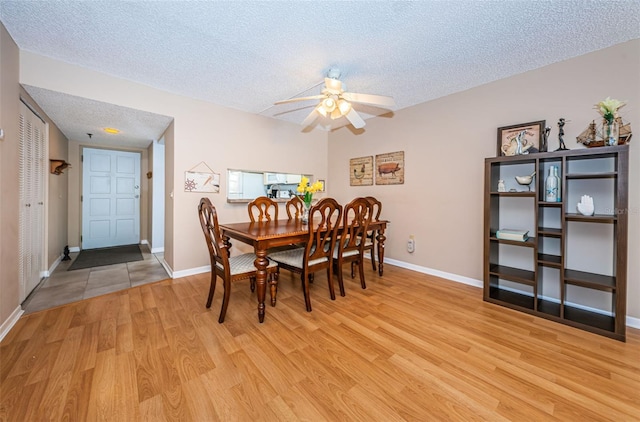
[172, 265, 210, 279]
[141, 239, 148, 245]
[150, 246, 164, 254]
[69, 246, 80, 253]
[382, 256, 482, 288]
[0, 306, 24, 342]
[47, 253, 63, 276]
[627, 315, 640, 330]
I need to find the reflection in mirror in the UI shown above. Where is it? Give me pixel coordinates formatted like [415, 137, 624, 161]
[227, 169, 312, 203]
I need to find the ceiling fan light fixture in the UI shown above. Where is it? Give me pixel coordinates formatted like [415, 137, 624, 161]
[316, 104, 328, 117]
[330, 108, 342, 120]
[337, 99, 351, 115]
[322, 97, 336, 112]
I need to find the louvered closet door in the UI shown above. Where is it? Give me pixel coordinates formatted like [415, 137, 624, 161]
[19, 101, 46, 301]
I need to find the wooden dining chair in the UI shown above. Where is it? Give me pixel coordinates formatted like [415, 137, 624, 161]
[268, 198, 343, 312]
[363, 196, 382, 271]
[333, 197, 373, 294]
[198, 198, 279, 323]
[286, 195, 305, 220]
[248, 196, 278, 222]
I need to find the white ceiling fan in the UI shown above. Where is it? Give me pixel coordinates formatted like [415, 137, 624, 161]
[274, 68, 395, 129]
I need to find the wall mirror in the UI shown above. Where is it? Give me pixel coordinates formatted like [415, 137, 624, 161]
[227, 169, 312, 203]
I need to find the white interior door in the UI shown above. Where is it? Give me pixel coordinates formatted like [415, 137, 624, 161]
[19, 101, 46, 301]
[82, 148, 141, 249]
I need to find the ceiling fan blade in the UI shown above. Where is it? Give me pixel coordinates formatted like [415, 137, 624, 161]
[342, 92, 395, 108]
[274, 94, 326, 105]
[324, 77, 342, 93]
[344, 108, 366, 129]
[301, 107, 320, 127]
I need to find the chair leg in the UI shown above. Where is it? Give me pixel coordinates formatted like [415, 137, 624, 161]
[206, 272, 217, 308]
[250, 277, 256, 292]
[358, 257, 367, 289]
[335, 260, 346, 297]
[326, 267, 336, 300]
[269, 271, 278, 307]
[218, 279, 231, 323]
[350, 261, 356, 278]
[332, 264, 345, 297]
[301, 271, 312, 312]
[370, 240, 377, 271]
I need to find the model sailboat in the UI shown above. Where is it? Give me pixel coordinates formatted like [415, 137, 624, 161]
[577, 117, 632, 147]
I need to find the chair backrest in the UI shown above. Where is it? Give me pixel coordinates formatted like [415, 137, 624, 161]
[340, 197, 373, 254]
[248, 196, 278, 222]
[364, 196, 382, 222]
[305, 198, 342, 267]
[198, 198, 230, 277]
[286, 195, 305, 220]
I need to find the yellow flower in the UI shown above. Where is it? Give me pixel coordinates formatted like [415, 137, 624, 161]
[595, 97, 626, 123]
[297, 177, 322, 207]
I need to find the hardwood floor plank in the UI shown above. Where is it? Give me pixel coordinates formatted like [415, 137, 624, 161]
[1, 265, 638, 421]
[165, 313, 216, 383]
[133, 346, 181, 403]
[60, 368, 94, 422]
[86, 349, 116, 421]
[181, 375, 220, 422]
[138, 394, 167, 421]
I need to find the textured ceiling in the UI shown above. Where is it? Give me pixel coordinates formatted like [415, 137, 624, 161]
[2, 1, 640, 141]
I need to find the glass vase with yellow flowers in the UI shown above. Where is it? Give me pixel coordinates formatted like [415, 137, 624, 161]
[595, 97, 626, 146]
[296, 176, 324, 224]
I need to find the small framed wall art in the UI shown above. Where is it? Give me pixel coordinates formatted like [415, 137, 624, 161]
[350, 156, 373, 186]
[375, 151, 404, 185]
[497, 120, 546, 156]
[184, 161, 220, 193]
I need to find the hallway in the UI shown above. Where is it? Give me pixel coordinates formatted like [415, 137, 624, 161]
[22, 244, 170, 314]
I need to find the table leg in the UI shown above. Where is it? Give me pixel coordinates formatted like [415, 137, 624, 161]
[254, 249, 269, 323]
[376, 228, 386, 276]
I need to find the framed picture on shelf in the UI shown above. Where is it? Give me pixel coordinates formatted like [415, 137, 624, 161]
[497, 120, 546, 156]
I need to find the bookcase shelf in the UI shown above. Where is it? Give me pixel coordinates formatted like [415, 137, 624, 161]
[484, 145, 628, 341]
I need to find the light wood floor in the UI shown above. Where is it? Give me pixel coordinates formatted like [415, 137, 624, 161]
[1, 264, 639, 421]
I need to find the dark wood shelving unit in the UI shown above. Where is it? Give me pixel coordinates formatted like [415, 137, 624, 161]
[484, 145, 628, 341]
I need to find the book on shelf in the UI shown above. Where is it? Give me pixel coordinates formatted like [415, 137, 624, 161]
[496, 229, 529, 241]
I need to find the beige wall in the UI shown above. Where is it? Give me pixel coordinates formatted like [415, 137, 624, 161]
[66, 141, 150, 249]
[19, 51, 329, 273]
[328, 40, 640, 319]
[0, 22, 21, 325]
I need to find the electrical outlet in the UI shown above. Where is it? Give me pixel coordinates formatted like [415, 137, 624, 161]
[407, 235, 415, 253]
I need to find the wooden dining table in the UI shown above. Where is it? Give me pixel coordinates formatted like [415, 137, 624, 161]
[219, 218, 388, 322]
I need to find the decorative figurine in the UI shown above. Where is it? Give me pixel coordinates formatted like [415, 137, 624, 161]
[577, 195, 595, 216]
[541, 126, 551, 152]
[497, 179, 506, 192]
[62, 245, 71, 261]
[515, 172, 536, 191]
[555, 118, 569, 151]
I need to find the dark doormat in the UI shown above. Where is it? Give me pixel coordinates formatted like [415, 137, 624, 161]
[68, 244, 143, 270]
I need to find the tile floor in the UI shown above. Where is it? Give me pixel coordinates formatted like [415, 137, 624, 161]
[22, 244, 170, 314]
